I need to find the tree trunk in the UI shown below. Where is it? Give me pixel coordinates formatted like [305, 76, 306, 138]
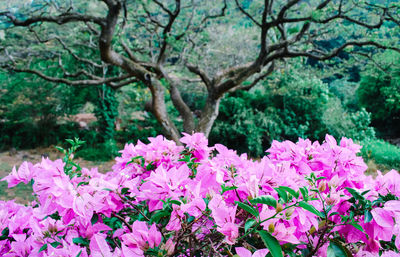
[196, 96, 221, 138]
[149, 80, 182, 144]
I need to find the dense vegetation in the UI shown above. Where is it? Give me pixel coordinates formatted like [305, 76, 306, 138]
[0, 0, 399, 169]
[2, 134, 400, 256]
[0, 1, 400, 256]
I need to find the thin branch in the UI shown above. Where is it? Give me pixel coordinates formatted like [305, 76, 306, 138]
[201, 0, 227, 24]
[234, 0, 261, 27]
[285, 41, 400, 61]
[7, 66, 131, 86]
[28, 28, 104, 68]
[153, 0, 174, 16]
[234, 62, 275, 92]
[186, 64, 212, 90]
[157, 0, 181, 64]
[1, 11, 104, 26]
[121, 40, 140, 62]
[108, 78, 140, 89]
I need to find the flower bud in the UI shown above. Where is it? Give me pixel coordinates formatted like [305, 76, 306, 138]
[318, 181, 327, 192]
[162, 238, 176, 256]
[276, 203, 283, 213]
[326, 193, 340, 205]
[48, 224, 57, 234]
[268, 223, 275, 233]
[285, 207, 295, 218]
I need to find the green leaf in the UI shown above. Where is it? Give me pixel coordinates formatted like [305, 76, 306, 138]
[91, 213, 99, 225]
[121, 187, 129, 195]
[245, 218, 256, 232]
[274, 188, 288, 203]
[76, 250, 82, 257]
[350, 221, 364, 233]
[66, 139, 75, 145]
[72, 237, 90, 246]
[221, 184, 238, 194]
[258, 230, 283, 257]
[235, 201, 259, 217]
[364, 210, 373, 223]
[298, 202, 324, 218]
[345, 188, 364, 201]
[287, 26, 300, 35]
[361, 190, 370, 196]
[77, 181, 89, 187]
[279, 186, 299, 199]
[150, 210, 170, 224]
[55, 146, 65, 153]
[50, 241, 62, 248]
[299, 187, 309, 201]
[39, 244, 48, 253]
[48, 211, 61, 221]
[169, 200, 182, 206]
[250, 195, 277, 208]
[0, 227, 9, 240]
[127, 156, 145, 167]
[329, 211, 340, 217]
[327, 240, 352, 257]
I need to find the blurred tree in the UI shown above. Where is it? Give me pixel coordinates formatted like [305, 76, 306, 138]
[357, 50, 400, 137]
[0, 0, 399, 143]
[210, 62, 375, 156]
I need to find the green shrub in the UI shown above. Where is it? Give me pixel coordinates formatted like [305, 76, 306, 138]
[357, 51, 400, 137]
[210, 66, 376, 157]
[360, 139, 400, 170]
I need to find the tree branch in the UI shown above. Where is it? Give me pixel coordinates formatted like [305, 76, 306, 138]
[234, 0, 261, 27]
[186, 64, 212, 90]
[1, 12, 104, 27]
[201, 0, 227, 24]
[7, 66, 131, 87]
[233, 62, 275, 92]
[157, 0, 181, 65]
[285, 41, 400, 61]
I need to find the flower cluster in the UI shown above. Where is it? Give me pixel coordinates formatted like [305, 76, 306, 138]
[1, 134, 399, 256]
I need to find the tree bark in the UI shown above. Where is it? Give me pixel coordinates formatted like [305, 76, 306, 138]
[149, 80, 182, 144]
[196, 95, 221, 138]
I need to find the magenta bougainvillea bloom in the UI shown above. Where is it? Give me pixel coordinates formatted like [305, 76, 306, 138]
[1, 133, 400, 256]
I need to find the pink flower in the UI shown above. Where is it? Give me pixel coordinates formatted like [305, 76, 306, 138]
[235, 247, 269, 257]
[161, 238, 176, 255]
[2, 162, 34, 187]
[209, 195, 238, 244]
[273, 223, 300, 244]
[89, 234, 113, 257]
[180, 132, 213, 161]
[219, 222, 239, 245]
[121, 221, 162, 252]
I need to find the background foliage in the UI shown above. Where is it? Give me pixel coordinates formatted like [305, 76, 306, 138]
[0, 0, 399, 171]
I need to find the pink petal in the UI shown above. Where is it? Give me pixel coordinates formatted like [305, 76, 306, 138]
[235, 247, 252, 257]
[371, 208, 394, 228]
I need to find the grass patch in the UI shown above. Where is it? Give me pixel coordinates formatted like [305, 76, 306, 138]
[360, 139, 400, 171]
[0, 180, 34, 204]
[75, 147, 114, 161]
[0, 162, 12, 172]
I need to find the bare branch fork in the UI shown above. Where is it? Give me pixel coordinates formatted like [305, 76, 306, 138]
[1, 0, 399, 143]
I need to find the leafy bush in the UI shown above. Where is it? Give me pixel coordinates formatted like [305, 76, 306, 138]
[0, 121, 98, 150]
[211, 68, 375, 157]
[0, 69, 102, 150]
[1, 135, 400, 256]
[361, 139, 400, 170]
[357, 51, 400, 137]
[75, 141, 118, 162]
